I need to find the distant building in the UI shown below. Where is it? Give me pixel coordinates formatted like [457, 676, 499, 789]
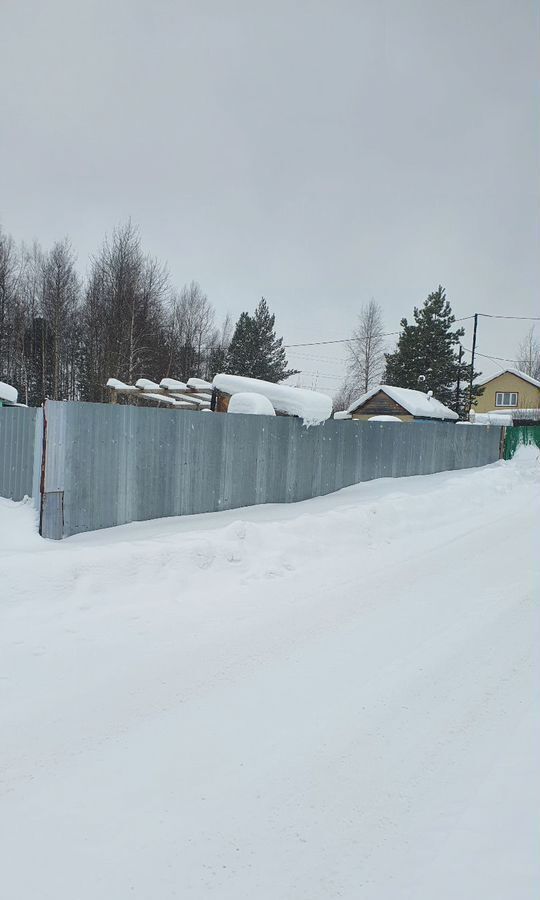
[474, 369, 540, 425]
[346, 385, 458, 422]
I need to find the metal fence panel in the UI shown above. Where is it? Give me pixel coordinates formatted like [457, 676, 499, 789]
[0, 407, 38, 501]
[39, 401, 503, 539]
[503, 425, 540, 459]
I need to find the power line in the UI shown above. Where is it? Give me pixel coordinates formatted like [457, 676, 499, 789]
[462, 346, 518, 364]
[283, 312, 538, 349]
[476, 313, 540, 321]
[284, 332, 399, 349]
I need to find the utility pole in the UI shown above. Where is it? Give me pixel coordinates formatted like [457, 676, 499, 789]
[455, 344, 463, 415]
[468, 313, 478, 412]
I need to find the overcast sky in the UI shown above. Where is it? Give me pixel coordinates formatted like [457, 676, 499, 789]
[1, 0, 538, 392]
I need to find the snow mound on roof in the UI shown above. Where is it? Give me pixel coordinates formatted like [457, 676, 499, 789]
[160, 378, 188, 391]
[368, 415, 402, 422]
[334, 410, 352, 420]
[0, 381, 18, 404]
[213, 374, 332, 426]
[348, 385, 458, 421]
[187, 377, 213, 390]
[476, 368, 540, 389]
[135, 378, 160, 391]
[228, 393, 276, 416]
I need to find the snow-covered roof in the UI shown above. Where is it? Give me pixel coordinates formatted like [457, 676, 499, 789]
[227, 392, 276, 416]
[160, 378, 188, 391]
[334, 410, 352, 420]
[213, 374, 333, 426]
[135, 378, 161, 391]
[187, 377, 213, 390]
[347, 385, 458, 421]
[0, 381, 18, 405]
[475, 368, 540, 389]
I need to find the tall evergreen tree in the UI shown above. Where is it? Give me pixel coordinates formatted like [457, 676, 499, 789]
[384, 286, 481, 413]
[226, 298, 297, 381]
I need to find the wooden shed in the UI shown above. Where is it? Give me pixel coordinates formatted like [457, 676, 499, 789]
[346, 385, 459, 422]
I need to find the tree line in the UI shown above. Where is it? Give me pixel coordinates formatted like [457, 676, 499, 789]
[3, 218, 536, 414]
[0, 221, 294, 406]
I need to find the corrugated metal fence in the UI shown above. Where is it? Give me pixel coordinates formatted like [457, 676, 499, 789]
[38, 401, 502, 539]
[0, 407, 39, 501]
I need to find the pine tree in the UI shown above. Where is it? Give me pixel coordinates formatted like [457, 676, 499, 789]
[384, 286, 482, 413]
[225, 298, 297, 381]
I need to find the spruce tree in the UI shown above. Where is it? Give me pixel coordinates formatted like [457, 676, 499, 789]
[225, 298, 297, 381]
[224, 312, 256, 376]
[384, 286, 481, 412]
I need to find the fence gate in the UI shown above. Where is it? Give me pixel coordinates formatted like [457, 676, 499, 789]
[503, 425, 540, 460]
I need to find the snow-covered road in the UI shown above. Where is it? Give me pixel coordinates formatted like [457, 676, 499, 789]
[1, 451, 539, 899]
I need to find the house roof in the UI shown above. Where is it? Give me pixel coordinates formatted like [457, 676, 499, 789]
[347, 385, 459, 420]
[475, 368, 540, 389]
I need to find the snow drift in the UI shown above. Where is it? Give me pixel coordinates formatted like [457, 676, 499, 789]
[1, 455, 538, 900]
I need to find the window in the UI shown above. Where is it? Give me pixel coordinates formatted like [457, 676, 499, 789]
[495, 391, 518, 407]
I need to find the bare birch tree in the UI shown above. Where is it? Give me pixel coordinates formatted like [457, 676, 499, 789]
[516, 327, 540, 381]
[346, 300, 385, 394]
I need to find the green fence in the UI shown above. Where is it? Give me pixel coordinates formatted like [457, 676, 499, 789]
[504, 426, 540, 460]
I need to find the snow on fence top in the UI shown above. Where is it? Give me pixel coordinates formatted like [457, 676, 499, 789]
[509, 408, 540, 422]
[228, 392, 276, 416]
[213, 374, 333, 426]
[347, 385, 459, 421]
[470, 411, 513, 426]
[0, 381, 19, 405]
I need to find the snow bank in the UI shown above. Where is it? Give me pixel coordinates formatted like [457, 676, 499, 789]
[228, 392, 276, 416]
[1, 458, 539, 899]
[213, 374, 332, 425]
[0, 381, 18, 404]
[348, 385, 458, 420]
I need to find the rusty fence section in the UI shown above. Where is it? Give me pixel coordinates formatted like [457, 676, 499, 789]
[37, 400, 503, 540]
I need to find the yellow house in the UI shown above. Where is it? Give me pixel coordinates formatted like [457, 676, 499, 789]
[474, 368, 540, 414]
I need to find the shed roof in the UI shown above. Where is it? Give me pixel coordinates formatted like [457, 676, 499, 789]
[347, 385, 459, 420]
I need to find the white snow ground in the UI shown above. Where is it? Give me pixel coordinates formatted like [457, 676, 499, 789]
[1, 450, 539, 900]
